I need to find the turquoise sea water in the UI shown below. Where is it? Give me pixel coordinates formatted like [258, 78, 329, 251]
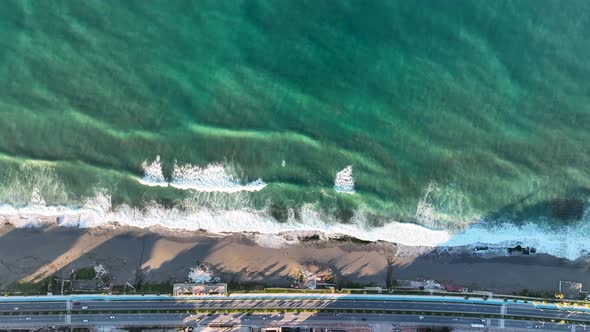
[1, 1, 590, 234]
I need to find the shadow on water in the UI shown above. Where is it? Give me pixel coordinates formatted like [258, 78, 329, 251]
[481, 185, 589, 227]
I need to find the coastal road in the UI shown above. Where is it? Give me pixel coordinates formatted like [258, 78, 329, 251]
[71, 297, 590, 322]
[507, 304, 590, 321]
[0, 312, 578, 331]
[71, 298, 502, 315]
[0, 301, 66, 312]
[0, 314, 65, 327]
[1, 295, 590, 330]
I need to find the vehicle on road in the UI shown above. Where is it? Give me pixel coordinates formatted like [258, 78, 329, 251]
[83, 319, 88, 323]
[13, 307, 18, 310]
[419, 316, 424, 320]
[109, 315, 115, 319]
[25, 317, 31, 320]
[82, 306, 88, 309]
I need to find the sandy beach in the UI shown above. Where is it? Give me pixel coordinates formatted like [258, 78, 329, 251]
[1, 224, 589, 295]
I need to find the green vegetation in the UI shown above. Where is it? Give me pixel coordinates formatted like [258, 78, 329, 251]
[136, 282, 173, 294]
[73, 267, 96, 280]
[336, 280, 369, 289]
[227, 281, 267, 292]
[2, 276, 57, 295]
[385, 263, 396, 289]
[515, 289, 555, 299]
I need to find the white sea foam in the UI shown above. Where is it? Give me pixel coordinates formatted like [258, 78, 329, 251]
[2, 193, 590, 260]
[0, 198, 450, 246]
[415, 181, 476, 231]
[170, 161, 267, 192]
[442, 221, 590, 261]
[334, 165, 355, 194]
[0, 162, 69, 206]
[253, 233, 299, 249]
[29, 187, 46, 207]
[138, 156, 168, 187]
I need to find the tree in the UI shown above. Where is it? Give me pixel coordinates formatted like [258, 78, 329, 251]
[386, 264, 395, 289]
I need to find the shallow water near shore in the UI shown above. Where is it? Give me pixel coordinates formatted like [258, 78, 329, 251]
[1, 1, 590, 258]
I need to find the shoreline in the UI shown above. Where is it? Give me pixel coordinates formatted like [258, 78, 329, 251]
[2, 200, 590, 261]
[1, 224, 590, 295]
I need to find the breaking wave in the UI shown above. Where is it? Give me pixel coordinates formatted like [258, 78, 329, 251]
[170, 161, 267, 192]
[415, 181, 477, 231]
[2, 164, 590, 260]
[1, 191, 590, 260]
[138, 156, 168, 187]
[0, 162, 69, 207]
[138, 157, 267, 192]
[334, 165, 355, 194]
[0, 194, 450, 246]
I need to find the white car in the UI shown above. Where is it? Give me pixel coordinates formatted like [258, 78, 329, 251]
[82, 306, 88, 309]
[83, 319, 89, 323]
[419, 316, 424, 320]
[109, 316, 115, 319]
[25, 317, 31, 320]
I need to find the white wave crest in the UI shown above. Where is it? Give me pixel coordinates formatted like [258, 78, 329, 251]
[0, 162, 68, 206]
[170, 162, 267, 192]
[30, 187, 46, 207]
[415, 181, 476, 231]
[443, 221, 590, 261]
[2, 192, 590, 260]
[0, 202, 450, 248]
[138, 156, 168, 187]
[334, 165, 355, 194]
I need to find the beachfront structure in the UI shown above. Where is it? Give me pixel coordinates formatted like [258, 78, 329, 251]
[173, 283, 227, 296]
